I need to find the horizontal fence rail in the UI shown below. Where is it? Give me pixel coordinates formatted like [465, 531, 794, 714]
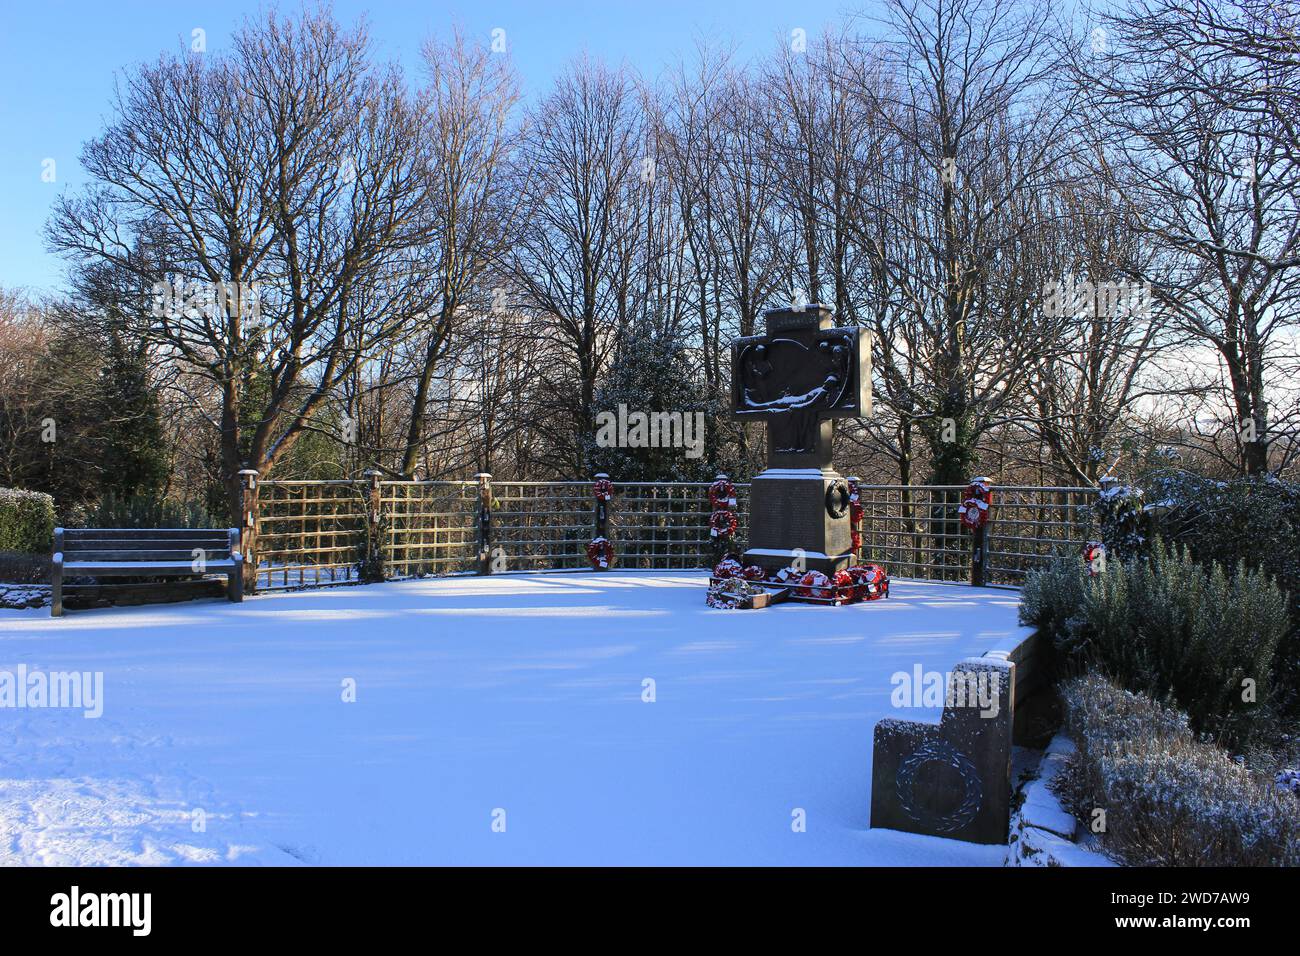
[251, 476, 1095, 591]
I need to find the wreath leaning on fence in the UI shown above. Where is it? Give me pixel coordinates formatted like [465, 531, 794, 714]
[958, 478, 993, 531]
[1083, 540, 1106, 576]
[709, 509, 738, 539]
[708, 476, 737, 511]
[847, 477, 864, 553]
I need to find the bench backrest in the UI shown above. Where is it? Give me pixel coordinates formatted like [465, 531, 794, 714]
[55, 528, 240, 563]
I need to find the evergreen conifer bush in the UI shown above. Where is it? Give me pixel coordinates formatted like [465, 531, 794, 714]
[0, 487, 56, 553]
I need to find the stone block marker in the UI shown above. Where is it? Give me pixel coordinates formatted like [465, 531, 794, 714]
[871, 656, 1015, 845]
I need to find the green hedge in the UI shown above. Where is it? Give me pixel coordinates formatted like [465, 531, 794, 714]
[1022, 540, 1289, 749]
[1146, 472, 1300, 719]
[68, 492, 218, 530]
[0, 487, 56, 553]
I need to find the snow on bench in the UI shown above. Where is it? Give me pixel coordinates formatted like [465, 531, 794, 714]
[51, 527, 243, 617]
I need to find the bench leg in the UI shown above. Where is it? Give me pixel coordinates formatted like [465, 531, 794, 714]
[51, 563, 63, 617]
[228, 560, 244, 603]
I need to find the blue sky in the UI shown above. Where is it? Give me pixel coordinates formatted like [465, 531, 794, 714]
[0, 0, 866, 297]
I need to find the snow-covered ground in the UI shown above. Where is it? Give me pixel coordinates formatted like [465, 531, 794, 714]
[0, 571, 1029, 866]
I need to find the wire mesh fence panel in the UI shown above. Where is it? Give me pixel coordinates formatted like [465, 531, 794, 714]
[984, 486, 1096, 585]
[490, 482, 592, 571]
[380, 481, 477, 577]
[854, 484, 1097, 584]
[856, 485, 971, 582]
[610, 482, 751, 569]
[257, 480, 367, 590]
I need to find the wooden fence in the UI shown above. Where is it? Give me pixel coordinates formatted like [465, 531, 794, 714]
[250, 475, 1095, 591]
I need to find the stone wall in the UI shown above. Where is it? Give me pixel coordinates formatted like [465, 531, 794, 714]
[1006, 733, 1116, 867]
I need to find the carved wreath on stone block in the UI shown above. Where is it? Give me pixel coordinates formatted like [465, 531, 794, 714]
[895, 739, 984, 834]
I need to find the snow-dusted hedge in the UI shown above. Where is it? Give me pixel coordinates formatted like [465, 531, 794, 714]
[1088, 483, 1152, 562]
[1062, 674, 1299, 867]
[0, 487, 55, 553]
[1022, 541, 1288, 749]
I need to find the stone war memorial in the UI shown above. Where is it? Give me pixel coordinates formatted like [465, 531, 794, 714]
[733, 304, 870, 576]
[706, 303, 886, 607]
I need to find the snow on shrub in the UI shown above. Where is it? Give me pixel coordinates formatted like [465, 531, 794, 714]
[1277, 769, 1300, 797]
[0, 487, 56, 553]
[1063, 674, 1300, 867]
[1088, 483, 1152, 561]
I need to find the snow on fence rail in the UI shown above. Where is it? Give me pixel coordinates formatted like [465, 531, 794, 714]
[251, 477, 1094, 591]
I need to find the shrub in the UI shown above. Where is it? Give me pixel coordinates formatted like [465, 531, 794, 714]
[0, 487, 56, 553]
[1146, 471, 1300, 717]
[1019, 557, 1087, 653]
[1022, 541, 1289, 749]
[1062, 674, 1300, 866]
[1088, 483, 1153, 562]
[68, 492, 219, 530]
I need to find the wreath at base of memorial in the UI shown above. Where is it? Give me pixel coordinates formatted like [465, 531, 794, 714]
[705, 577, 769, 609]
[846, 563, 889, 601]
[587, 536, 614, 569]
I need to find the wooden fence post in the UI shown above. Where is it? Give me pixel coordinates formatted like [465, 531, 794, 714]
[475, 472, 493, 575]
[237, 469, 259, 593]
[970, 522, 987, 587]
[967, 478, 992, 588]
[361, 469, 385, 582]
[593, 473, 611, 570]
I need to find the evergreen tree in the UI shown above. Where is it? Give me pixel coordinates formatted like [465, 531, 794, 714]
[96, 327, 168, 499]
[585, 327, 727, 482]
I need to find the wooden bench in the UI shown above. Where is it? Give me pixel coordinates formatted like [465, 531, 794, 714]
[51, 528, 243, 617]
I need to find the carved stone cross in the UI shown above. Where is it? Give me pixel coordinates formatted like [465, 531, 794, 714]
[730, 305, 871, 574]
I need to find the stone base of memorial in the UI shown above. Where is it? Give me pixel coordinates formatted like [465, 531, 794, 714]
[742, 467, 855, 575]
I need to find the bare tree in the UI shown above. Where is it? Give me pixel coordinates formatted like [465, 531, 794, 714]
[1071, 0, 1300, 475]
[835, 0, 1082, 483]
[390, 30, 522, 477]
[508, 58, 646, 474]
[47, 7, 434, 582]
[1023, 180, 1172, 483]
